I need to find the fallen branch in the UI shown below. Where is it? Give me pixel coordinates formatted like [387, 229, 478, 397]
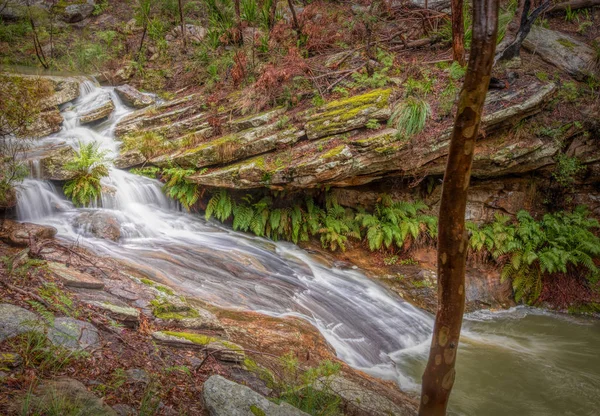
[547, 0, 600, 12]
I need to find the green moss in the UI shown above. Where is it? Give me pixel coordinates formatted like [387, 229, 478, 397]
[154, 308, 199, 320]
[162, 331, 217, 345]
[140, 278, 155, 286]
[155, 285, 175, 296]
[250, 405, 266, 416]
[321, 88, 391, 111]
[220, 340, 243, 351]
[557, 38, 575, 49]
[321, 145, 346, 159]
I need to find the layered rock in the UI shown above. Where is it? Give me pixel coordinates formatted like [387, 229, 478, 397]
[40, 146, 77, 181]
[187, 82, 557, 189]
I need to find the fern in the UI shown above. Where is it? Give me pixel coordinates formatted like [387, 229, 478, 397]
[63, 141, 110, 207]
[162, 167, 200, 210]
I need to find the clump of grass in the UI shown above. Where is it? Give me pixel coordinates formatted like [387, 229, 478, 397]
[389, 97, 431, 140]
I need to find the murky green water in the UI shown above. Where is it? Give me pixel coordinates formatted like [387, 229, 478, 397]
[394, 308, 600, 416]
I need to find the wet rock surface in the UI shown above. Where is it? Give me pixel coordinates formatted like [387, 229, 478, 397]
[0, 219, 57, 246]
[72, 211, 121, 242]
[78, 91, 115, 124]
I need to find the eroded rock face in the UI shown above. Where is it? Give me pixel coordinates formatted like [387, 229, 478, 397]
[115, 84, 155, 108]
[188, 82, 557, 189]
[203, 375, 310, 416]
[114, 149, 145, 169]
[523, 26, 599, 80]
[0, 219, 57, 246]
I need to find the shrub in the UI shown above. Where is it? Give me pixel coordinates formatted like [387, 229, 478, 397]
[63, 142, 110, 207]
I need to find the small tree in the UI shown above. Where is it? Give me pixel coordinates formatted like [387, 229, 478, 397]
[451, 0, 465, 65]
[418, 0, 499, 414]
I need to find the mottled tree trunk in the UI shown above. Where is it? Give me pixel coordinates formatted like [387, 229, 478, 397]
[287, 0, 300, 30]
[451, 0, 465, 65]
[418, 0, 498, 415]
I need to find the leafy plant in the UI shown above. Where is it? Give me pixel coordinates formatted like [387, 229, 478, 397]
[552, 153, 585, 190]
[161, 167, 200, 210]
[365, 119, 381, 129]
[355, 195, 437, 252]
[63, 141, 110, 207]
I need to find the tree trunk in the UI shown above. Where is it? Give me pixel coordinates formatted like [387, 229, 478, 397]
[451, 0, 465, 65]
[178, 0, 186, 52]
[418, 0, 498, 415]
[494, 0, 549, 65]
[268, 0, 277, 30]
[27, 6, 48, 69]
[234, 0, 243, 44]
[287, 0, 300, 30]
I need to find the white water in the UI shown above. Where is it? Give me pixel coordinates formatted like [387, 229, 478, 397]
[14, 81, 600, 415]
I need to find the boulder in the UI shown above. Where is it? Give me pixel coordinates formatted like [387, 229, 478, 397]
[523, 26, 599, 80]
[89, 301, 140, 326]
[206, 341, 245, 363]
[0, 219, 57, 246]
[0, 0, 45, 20]
[47, 317, 100, 351]
[78, 91, 115, 124]
[61, 0, 96, 23]
[20, 377, 117, 416]
[40, 146, 77, 181]
[304, 89, 392, 140]
[48, 262, 105, 289]
[0, 304, 43, 342]
[42, 77, 81, 107]
[115, 84, 155, 108]
[203, 375, 310, 416]
[169, 24, 207, 43]
[72, 211, 121, 241]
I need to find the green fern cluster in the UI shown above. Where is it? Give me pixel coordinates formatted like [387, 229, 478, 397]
[469, 207, 600, 304]
[205, 191, 358, 250]
[161, 167, 201, 210]
[355, 195, 437, 252]
[63, 141, 110, 207]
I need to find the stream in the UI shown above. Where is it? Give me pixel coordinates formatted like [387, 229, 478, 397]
[14, 80, 600, 415]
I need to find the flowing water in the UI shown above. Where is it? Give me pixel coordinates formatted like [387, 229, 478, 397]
[14, 80, 600, 415]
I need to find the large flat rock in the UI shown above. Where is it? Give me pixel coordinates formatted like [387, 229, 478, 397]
[203, 375, 310, 416]
[523, 26, 598, 80]
[115, 84, 155, 108]
[48, 262, 105, 289]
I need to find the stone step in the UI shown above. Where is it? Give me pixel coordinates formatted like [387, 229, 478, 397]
[48, 262, 105, 290]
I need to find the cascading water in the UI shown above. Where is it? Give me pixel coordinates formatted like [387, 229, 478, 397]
[14, 78, 600, 416]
